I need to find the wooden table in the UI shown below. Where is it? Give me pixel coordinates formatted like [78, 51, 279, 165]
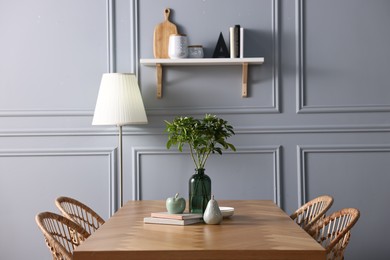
[73, 200, 326, 260]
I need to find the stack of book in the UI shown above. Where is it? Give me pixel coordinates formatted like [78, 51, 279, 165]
[144, 212, 203, 226]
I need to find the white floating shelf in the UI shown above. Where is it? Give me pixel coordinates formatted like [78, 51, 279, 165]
[140, 57, 265, 98]
[140, 57, 264, 66]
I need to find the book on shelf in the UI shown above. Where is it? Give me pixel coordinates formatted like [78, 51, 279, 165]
[239, 27, 244, 58]
[229, 25, 244, 58]
[150, 212, 203, 220]
[144, 216, 202, 226]
[235, 24, 240, 58]
[229, 26, 236, 58]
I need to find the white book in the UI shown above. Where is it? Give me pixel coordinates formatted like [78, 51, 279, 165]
[240, 27, 244, 58]
[229, 27, 235, 58]
[144, 217, 202, 226]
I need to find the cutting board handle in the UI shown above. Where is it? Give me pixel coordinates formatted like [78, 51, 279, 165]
[164, 8, 171, 21]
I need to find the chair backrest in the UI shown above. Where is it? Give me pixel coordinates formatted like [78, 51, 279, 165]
[290, 195, 334, 231]
[307, 208, 360, 260]
[55, 196, 105, 235]
[35, 211, 90, 260]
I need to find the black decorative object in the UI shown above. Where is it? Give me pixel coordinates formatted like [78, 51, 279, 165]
[212, 32, 229, 58]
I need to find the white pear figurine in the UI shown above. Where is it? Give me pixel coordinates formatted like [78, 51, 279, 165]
[203, 195, 223, 225]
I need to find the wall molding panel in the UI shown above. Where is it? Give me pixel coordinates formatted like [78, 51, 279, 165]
[2, 123, 390, 137]
[133, 146, 282, 206]
[0, 110, 93, 117]
[0, 127, 156, 137]
[130, 0, 139, 75]
[236, 124, 390, 134]
[271, 0, 280, 114]
[0, 0, 110, 118]
[0, 148, 117, 215]
[141, 0, 280, 116]
[107, 0, 116, 73]
[295, 0, 390, 114]
[145, 105, 280, 117]
[297, 144, 390, 206]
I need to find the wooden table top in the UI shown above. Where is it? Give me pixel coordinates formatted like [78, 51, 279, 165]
[73, 200, 325, 260]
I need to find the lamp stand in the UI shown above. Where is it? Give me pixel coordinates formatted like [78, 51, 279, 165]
[118, 125, 123, 208]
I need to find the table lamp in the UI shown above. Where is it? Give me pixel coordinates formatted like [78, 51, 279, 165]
[92, 73, 148, 208]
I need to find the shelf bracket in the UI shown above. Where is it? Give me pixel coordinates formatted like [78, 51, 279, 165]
[156, 63, 162, 98]
[242, 62, 248, 97]
[140, 58, 264, 99]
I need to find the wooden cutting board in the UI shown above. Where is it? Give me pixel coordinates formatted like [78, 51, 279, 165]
[153, 8, 178, 58]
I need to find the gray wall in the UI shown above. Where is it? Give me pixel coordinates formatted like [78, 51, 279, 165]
[0, 0, 389, 259]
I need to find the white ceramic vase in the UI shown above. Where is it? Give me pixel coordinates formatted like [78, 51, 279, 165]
[168, 34, 188, 59]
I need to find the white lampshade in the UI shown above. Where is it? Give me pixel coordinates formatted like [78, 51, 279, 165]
[92, 73, 148, 126]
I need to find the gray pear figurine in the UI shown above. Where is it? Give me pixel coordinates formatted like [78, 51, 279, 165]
[203, 195, 223, 225]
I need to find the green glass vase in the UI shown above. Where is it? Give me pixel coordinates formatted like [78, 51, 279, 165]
[189, 168, 211, 214]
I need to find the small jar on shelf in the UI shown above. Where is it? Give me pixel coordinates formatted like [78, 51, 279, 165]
[188, 45, 204, 58]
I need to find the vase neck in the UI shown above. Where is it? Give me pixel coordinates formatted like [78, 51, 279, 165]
[195, 168, 205, 175]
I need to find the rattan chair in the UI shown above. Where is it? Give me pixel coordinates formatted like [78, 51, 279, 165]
[307, 208, 360, 260]
[55, 196, 105, 236]
[290, 195, 334, 231]
[35, 211, 90, 260]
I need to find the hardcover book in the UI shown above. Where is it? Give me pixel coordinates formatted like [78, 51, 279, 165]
[150, 212, 203, 220]
[240, 27, 244, 58]
[144, 217, 202, 226]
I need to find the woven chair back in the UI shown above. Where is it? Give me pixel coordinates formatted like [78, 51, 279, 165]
[55, 196, 105, 236]
[308, 208, 360, 260]
[35, 211, 90, 260]
[290, 195, 334, 231]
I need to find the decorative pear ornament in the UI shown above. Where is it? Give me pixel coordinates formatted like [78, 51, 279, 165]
[203, 195, 223, 225]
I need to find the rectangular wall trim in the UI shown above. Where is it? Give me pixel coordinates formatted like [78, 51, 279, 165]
[0, 148, 118, 215]
[140, 0, 280, 116]
[295, 0, 390, 114]
[2, 124, 390, 137]
[132, 146, 282, 206]
[297, 144, 390, 206]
